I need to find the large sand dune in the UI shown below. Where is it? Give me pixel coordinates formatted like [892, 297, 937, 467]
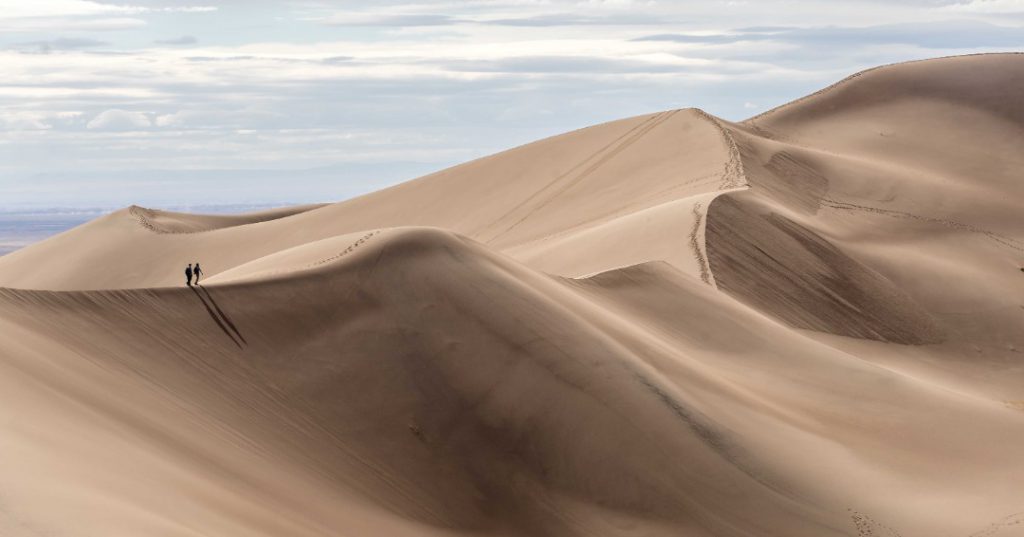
[0, 53, 1022, 536]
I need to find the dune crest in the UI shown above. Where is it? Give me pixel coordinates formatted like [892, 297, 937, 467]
[0, 54, 1022, 537]
[128, 204, 326, 234]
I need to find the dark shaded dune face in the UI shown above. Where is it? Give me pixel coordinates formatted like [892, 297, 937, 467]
[735, 142, 828, 215]
[224, 229, 813, 532]
[129, 204, 324, 234]
[709, 55, 1024, 349]
[761, 152, 828, 215]
[0, 229, 846, 537]
[706, 194, 943, 344]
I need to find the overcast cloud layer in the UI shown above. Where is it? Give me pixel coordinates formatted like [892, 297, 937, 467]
[1, 0, 1022, 208]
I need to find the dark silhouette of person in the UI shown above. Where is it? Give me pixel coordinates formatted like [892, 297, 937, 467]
[185, 263, 193, 286]
[194, 262, 203, 285]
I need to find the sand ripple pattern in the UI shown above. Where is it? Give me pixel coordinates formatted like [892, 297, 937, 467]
[482, 110, 682, 242]
[822, 198, 1024, 253]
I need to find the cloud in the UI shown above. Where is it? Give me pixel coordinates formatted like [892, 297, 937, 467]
[0, 110, 84, 131]
[0, 1, 128, 18]
[12, 37, 109, 53]
[154, 113, 182, 127]
[441, 55, 722, 74]
[0, 16, 146, 33]
[90, 0, 222, 10]
[634, 33, 748, 44]
[484, 13, 664, 26]
[152, 6, 217, 12]
[940, 0, 1024, 12]
[0, 111, 52, 130]
[2, 2, 220, 15]
[185, 55, 255, 62]
[635, 20, 1024, 49]
[0, 1, 214, 32]
[3, 0, 1024, 209]
[155, 35, 198, 45]
[317, 10, 667, 28]
[321, 13, 458, 27]
[86, 109, 152, 130]
[323, 55, 355, 64]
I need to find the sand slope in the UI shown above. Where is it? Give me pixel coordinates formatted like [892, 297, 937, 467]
[0, 54, 1023, 536]
[0, 108, 735, 288]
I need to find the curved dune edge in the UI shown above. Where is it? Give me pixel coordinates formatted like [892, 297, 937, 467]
[202, 107, 748, 287]
[204, 229, 386, 284]
[506, 108, 750, 284]
[128, 203, 328, 234]
[692, 108, 748, 190]
[701, 53, 1024, 345]
[688, 107, 751, 285]
[743, 52, 1024, 125]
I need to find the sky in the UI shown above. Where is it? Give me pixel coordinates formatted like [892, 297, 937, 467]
[1, 0, 1022, 209]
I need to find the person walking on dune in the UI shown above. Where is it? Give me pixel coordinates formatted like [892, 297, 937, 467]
[185, 263, 193, 287]
[194, 262, 203, 285]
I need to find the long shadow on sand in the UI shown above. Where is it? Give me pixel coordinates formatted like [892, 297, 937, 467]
[189, 285, 246, 348]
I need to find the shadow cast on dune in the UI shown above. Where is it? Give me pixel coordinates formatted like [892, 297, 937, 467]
[198, 285, 247, 345]
[189, 285, 246, 348]
[0, 54, 1022, 537]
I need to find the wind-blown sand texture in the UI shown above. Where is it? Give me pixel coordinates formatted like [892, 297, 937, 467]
[0, 53, 1022, 537]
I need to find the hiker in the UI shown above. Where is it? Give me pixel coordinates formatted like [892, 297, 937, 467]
[185, 264, 193, 286]
[194, 262, 203, 285]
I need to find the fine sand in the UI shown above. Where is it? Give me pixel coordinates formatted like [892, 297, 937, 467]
[0, 53, 1022, 537]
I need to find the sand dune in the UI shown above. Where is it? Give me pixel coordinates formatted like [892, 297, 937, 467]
[0, 108, 734, 289]
[128, 204, 328, 234]
[0, 54, 1022, 536]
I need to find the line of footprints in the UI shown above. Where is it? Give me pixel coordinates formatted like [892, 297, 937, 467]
[308, 231, 381, 268]
[849, 509, 1024, 537]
